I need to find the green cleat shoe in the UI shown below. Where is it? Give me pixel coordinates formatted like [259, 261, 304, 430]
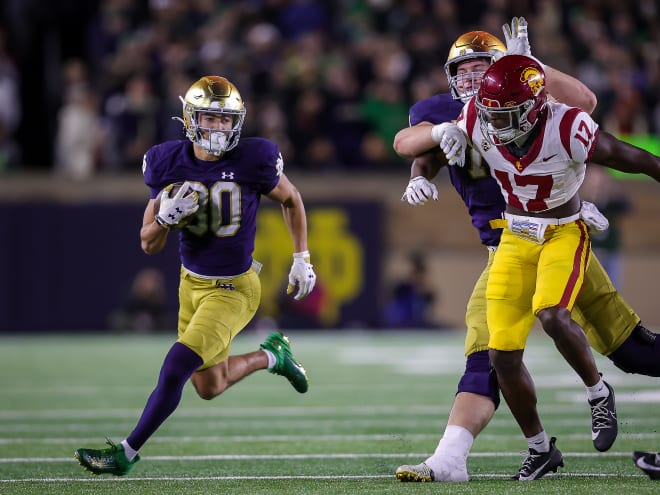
[74, 438, 139, 476]
[260, 332, 309, 393]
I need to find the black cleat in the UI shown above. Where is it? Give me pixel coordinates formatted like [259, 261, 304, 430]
[590, 380, 617, 452]
[512, 436, 564, 481]
[633, 451, 660, 480]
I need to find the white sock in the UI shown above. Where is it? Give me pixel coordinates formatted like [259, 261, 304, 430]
[263, 349, 276, 369]
[121, 439, 138, 461]
[586, 377, 609, 401]
[526, 431, 549, 453]
[425, 425, 473, 471]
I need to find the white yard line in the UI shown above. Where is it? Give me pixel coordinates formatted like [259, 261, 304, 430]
[0, 472, 647, 483]
[2, 430, 660, 444]
[0, 451, 646, 463]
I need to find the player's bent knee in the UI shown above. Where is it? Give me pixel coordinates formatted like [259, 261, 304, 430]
[191, 376, 228, 400]
[536, 307, 571, 339]
[193, 384, 225, 400]
[457, 351, 501, 409]
[488, 348, 524, 374]
[488, 337, 525, 352]
[608, 326, 660, 377]
[196, 390, 216, 401]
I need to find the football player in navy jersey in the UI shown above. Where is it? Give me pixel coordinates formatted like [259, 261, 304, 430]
[393, 18, 659, 482]
[75, 76, 317, 476]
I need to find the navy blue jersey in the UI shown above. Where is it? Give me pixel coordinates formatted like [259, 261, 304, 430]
[143, 138, 282, 276]
[409, 93, 504, 247]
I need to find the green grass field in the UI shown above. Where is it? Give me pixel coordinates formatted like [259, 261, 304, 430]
[0, 329, 658, 494]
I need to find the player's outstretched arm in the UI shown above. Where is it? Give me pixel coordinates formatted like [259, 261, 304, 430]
[411, 148, 445, 180]
[509, 16, 597, 113]
[592, 132, 660, 181]
[402, 150, 446, 206]
[545, 65, 597, 114]
[393, 122, 438, 159]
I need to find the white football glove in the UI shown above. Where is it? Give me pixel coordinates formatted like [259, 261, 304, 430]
[503, 17, 532, 57]
[489, 48, 505, 62]
[580, 201, 609, 232]
[287, 251, 317, 300]
[502, 17, 545, 68]
[402, 176, 438, 206]
[156, 181, 199, 228]
[431, 122, 466, 167]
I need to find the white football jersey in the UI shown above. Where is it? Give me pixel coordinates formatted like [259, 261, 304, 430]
[457, 99, 599, 212]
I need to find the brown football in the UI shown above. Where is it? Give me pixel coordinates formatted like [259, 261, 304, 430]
[153, 182, 185, 216]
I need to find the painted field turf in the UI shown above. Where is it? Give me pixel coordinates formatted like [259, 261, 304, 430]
[0, 330, 658, 494]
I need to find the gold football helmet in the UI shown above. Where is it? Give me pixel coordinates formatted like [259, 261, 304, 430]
[444, 31, 506, 102]
[177, 76, 246, 155]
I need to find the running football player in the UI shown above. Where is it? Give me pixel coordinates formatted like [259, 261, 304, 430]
[441, 53, 660, 479]
[74, 76, 317, 476]
[394, 18, 659, 482]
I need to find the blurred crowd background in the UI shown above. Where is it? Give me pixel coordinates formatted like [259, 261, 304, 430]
[0, 0, 659, 332]
[0, 0, 658, 178]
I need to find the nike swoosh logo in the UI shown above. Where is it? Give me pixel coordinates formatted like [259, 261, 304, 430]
[541, 154, 558, 162]
[637, 457, 660, 472]
[592, 430, 600, 440]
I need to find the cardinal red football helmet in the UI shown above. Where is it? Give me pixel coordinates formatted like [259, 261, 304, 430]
[475, 55, 547, 146]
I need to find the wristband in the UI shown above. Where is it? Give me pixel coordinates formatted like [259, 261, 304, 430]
[293, 251, 310, 261]
[155, 214, 171, 230]
[430, 124, 444, 144]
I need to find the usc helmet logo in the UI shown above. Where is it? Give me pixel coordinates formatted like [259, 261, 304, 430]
[520, 66, 544, 96]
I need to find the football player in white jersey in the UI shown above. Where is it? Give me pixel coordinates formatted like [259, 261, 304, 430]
[437, 54, 660, 479]
[395, 17, 655, 483]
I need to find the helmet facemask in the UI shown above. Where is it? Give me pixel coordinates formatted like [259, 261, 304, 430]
[444, 31, 506, 102]
[445, 56, 495, 103]
[175, 76, 246, 156]
[476, 98, 539, 146]
[180, 99, 245, 156]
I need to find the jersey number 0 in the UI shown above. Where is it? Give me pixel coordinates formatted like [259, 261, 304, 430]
[185, 181, 241, 237]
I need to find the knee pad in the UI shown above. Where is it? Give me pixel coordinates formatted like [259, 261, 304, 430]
[456, 350, 501, 409]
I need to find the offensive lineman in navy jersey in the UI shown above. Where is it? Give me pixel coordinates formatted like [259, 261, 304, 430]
[393, 19, 659, 482]
[75, 76, 317, 476]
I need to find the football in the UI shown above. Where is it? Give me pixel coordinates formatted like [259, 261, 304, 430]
[163, 181, 187, 199]
[153, 182, 184, 215]
[153, 182, 198, 228]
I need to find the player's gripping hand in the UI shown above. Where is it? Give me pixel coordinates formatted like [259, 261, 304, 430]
[156, 181, 199, 228]
[431, 123, 466, 167]
[502, 17, 545, 68]
[402, 176, 438, 206]
[287, 251, 317, 300]
[502, 17, 531, 57]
